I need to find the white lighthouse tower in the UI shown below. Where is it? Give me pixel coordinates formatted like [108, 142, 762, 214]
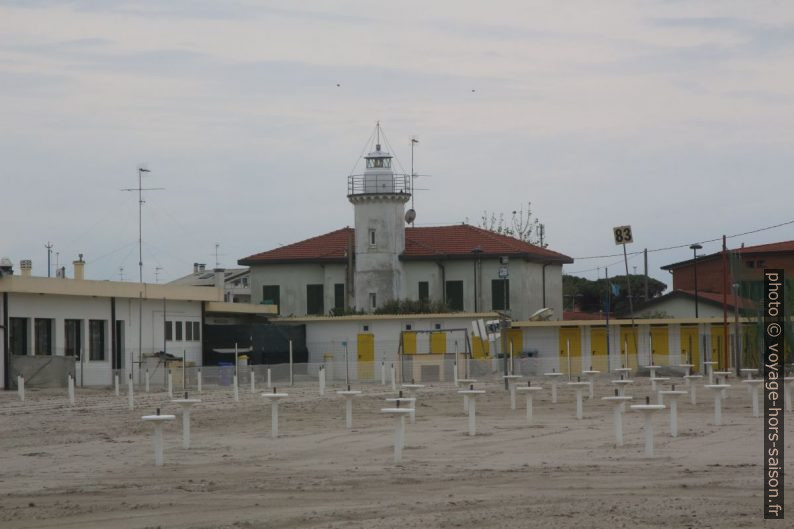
[347, 124, 411, 312]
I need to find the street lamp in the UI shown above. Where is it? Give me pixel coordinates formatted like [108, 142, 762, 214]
[689, 243, 703, 318]
[471, 246, 483, 312]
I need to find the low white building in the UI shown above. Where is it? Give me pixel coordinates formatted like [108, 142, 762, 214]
[240, 128, 572, 320]
[0, 258, 241, 388]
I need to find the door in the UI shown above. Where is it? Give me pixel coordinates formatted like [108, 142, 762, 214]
[430, 332, 447, 354]
[649, 326, 669, 366]
[559, 327, 581, 375]
[356, 333, 374, 380]
[590, 327, 608, 372]
[115, 321, 125, 373]
[680, 325, 700, 371]
[711, 324, 728, 369]
[402, 331, 417, 355]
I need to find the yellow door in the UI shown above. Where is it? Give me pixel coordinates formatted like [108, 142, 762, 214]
[430, 332, 447, 354]
[680, 325, 700, 371]
[619, 326, 638, 370]
[471, 333, 489, 359]
[742, 323, 760, 368]
[649, 326, 669, 366]
[357, 333, 374, 379]
[403, 331, 417, 355]
[559, 327, 581, 375]
[711, 324, 729, 369]
[590, 327, 608, 372]
[506, 328, 523, 358]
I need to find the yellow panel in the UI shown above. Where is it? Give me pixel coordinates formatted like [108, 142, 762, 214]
[619, 326, 638, 370]
[403, 331, 417, 355]
[471, 334, 489, 359]
[649, 326, 669, 366]
[430, 332, 447, 354]
[589, 327, 608, 372]
[711, 324, 729, 369]
[559, 327, 581, 375]
[356, 333, 374, 379]
[680, 325, 700, 371]
[506, 328, 523, 358]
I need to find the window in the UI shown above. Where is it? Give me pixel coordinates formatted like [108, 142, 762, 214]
[418, 281, 429, 304]
[34, 318, 53, 355]
[262, 285, 280, 310]
[334, 283, 345, 310]
[746, 260, 755, 268]
[368, 229, 376, 247]
[366, 157, 391, 169]
[406, 324, 412, 330]
[186, 321, 193, 341]
[307, 284, 324, 315]
[175, 321, 183, 341]
[193, 322, 201, 342]
[89, 320, 105, 361]
[492, 279, 510, 310]
[65, 319, 82, 358]
[369, 292, 377, 310]
[445, 280, 464, 311]
[241, 277, 249, 287]
[758, 260, 766, 268]
[165, 321, 173, 341]
[9, 317, 28, 355]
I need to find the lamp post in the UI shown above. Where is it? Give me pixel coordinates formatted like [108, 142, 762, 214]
[471, 246, 483, 312]
[689, 244, 703, 318]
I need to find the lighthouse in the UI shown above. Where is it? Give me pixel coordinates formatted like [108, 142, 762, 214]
[347, 124, 410, 312]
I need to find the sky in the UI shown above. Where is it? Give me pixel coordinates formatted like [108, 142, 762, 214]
[1, 1, 793, 289]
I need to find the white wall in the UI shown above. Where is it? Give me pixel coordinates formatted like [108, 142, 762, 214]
[249, 263, 347, 316]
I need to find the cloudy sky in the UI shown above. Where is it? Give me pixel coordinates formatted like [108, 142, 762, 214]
[1, 1, 793, 288]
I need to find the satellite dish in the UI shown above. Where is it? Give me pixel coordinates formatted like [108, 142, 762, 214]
[529, 308, 554, 321]
[405, 209, 416, 224]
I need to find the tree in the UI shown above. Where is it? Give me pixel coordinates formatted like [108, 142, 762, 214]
[562, 274, 667, 316]
[479, 202, 547, 247]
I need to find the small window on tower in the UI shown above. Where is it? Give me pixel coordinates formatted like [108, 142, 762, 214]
[368, 229, 376, 247]
[369, 292, 377, 309]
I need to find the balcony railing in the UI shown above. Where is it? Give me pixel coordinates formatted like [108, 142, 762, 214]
[347, 174, 411, 196]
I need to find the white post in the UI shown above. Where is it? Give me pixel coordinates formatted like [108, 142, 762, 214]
[526, 394, 534, 426]
[319, 367, 326, 396]
[463, 394, 469, 413]
[613, 405, 623, 446]
[68, 374, 75, 406]
[751, 386, 760, 418]
[467, 396, 477, 436]
[271, 401, 279, 438]
[197, 369, 202, 393]
[289, 340, 294, 386]
[509, 342, 513, 376]
[575, 389, 584, 420]
[167, 370, 173, 398]
[345, 398, 353, 429]
[266, 368, 271, 388]
[153, 424, 165, 467]
[690, 384, 697, 406]
[588, 378, 594, 399]
[390, 363, 396, 392]
[127, 375, 134, 410]
[114, 373, 120, 396]
[643, 413, 655, 457]
[669, 399, 679, 437]
[714, 394, 722, 426]
[551, 380, 558, 404]
[182, 409, 191, 449]
[453, 362, 458, 386]
[145, 369, 150, 393]
[233, 375, 239, 402]
[18, 375, 24, 402]
[509, 382, 516, 411]
[394, 415, 404, 463]
[250, 368, 256, 394]
[380, 362, 386, 385]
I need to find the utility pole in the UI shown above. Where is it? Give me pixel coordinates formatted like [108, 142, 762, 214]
[45, 242, 53, 277]
[643, 248, 648, 301]
[410, 137, 418, 227]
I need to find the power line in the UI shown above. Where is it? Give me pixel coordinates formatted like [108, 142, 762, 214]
[570, 218, 794, 261]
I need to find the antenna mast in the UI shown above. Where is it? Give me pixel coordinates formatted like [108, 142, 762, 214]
[410, 137, 419, 226]
[45, 242, 53, 277]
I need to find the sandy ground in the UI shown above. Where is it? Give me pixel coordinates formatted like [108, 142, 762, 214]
[0, 375, 789, 529]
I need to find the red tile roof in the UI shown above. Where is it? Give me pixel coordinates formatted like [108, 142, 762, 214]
[239, 225, 572, 265]
[662, 240, 794, 270]
[677, 290, 757, 310]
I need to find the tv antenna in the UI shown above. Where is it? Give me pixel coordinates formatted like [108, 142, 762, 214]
[122, 167, 164, 284]
[155, 266, 163, 283]
[45, 242, 54, 277]
[119, 267, 125, 281]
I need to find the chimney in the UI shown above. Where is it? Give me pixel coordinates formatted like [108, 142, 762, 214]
[20, 259, 32, 277]
[194, 262, 206, 274]
[214, 268, 225, 300]
[73, 254, 85, 280]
